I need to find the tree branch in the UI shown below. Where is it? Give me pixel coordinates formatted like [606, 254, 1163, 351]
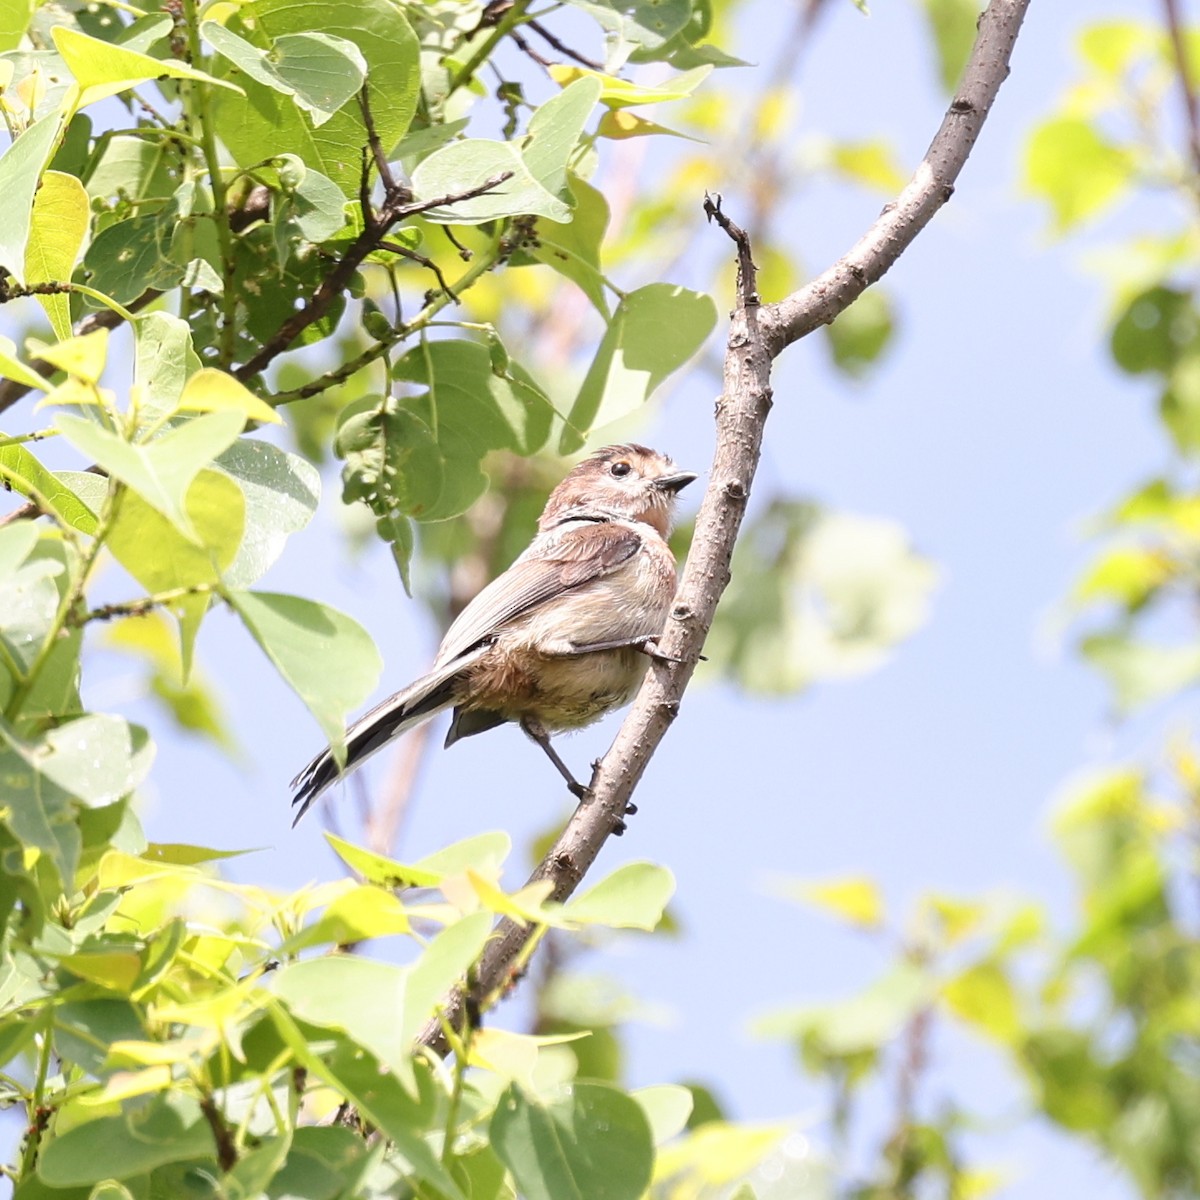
[1163, 0, 1200, 181]
[415, 0, 1033, 1055]
[234, 173, 511, 383]
[764, 0, 1030, 353]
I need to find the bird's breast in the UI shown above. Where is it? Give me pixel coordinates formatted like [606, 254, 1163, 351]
[460, 536, 677, 731]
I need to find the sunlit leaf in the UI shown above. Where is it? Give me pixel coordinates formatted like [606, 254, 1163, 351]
[25, 169, 89, 340]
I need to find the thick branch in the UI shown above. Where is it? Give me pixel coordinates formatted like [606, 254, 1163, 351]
[416, 0, 1032, 1054]
[764, 0, 1030, 353]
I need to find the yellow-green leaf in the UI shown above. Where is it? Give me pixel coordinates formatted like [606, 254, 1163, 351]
[942, 960, 1020, 1043]
[830, 139, 907, 193]
[52, 25, 244, 111]
[1024, 116, 1133, 233]
[106, 468, 246, 679]
[28, 328, 108, 383]
[0, 335, 50, 392]
[177, 367, 282, 424]
[25, 170, 89, 340]
[785, 875, 884, 930]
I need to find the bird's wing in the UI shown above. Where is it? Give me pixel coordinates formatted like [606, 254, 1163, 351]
[434, 520, 643, 666]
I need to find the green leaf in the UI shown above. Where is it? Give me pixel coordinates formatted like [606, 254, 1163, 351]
[325, 829, 511, 888]
[273, 913, 489, 1093]
[55, 410, 246, 537]
[25, 170, 89, 340]
[202, 22, 366, 126]
[133, 312, 195, 426]
[37, 1093, 213, 1185]
[753, 962, 933, 1057]
[706, 503, 938, 695]
[393, 339, 555, 459]
[779, 874, 885, 930]
[106, 468, 246, 678]
[564, 0, 693, 55]
[51, 25, 242, 110]
[829, 139, 907, 194]
[547, 64, 710, 108]
[523, 78, 602, 199]
[531, 175, 610, 315]
[0, 0, 34, 52]
[559, 283, 716, 453]
[15, 714, 150, 807]
[824, 288, 896, 377]
[942, 960, 1021, 1043]
[919, 0, 981, 92]
[269, 32, 367, 124]
[632, 1085, 693, 1145]
[275, 160, 347, 243]
[411, 139, 571, 224]
[490, 1081, 654, 1200]
[83, 212, 185, 305]
[213, 0, 419, 196]
[565, 862, 674, 930]
[0, 442, 98, 534]
[30, 328, 108, 383]
[228, 590, 381, 759]
[1024, 116, 1133, 233]
[1110, 286, 1199, 375]
[177, 367, 282, 425]
[0, 113, 62, 283]
[215, 439, 320, 588]
[0, 715, 150, 886]
[1080, 633, 1200, 712]
[0, 334, 51, 392]
[337, 396, 453, 521]
[0, 536, 82, 723]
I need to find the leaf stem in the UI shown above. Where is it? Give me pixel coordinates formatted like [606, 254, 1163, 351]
[3, 484, 122, 723]
[447, 0, 534, 99]
[18, 1025, 53, 1178]
[181, 0, 239, 367]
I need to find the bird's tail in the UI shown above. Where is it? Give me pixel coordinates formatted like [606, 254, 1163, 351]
[290, 653, 476, 824]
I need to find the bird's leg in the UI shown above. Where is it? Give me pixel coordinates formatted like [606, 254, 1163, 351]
[566, 634, 686, 665]
[520, 717, 589, 798]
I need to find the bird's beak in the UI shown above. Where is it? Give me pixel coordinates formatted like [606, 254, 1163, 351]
[654, 471, 698, 494]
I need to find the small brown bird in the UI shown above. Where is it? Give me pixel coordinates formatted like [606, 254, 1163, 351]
[291, 444, 696, 822]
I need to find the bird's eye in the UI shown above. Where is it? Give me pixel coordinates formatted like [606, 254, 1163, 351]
[610, 461, 632, 478]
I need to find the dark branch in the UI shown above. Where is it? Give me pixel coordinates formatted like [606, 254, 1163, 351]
[235, 173, 511, 382]
[526, 18, 603, 72]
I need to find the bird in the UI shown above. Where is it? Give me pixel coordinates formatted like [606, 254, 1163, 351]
[290, 443, 697, 824]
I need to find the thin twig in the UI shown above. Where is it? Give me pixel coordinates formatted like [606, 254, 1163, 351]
[379, 241, 458, 300]
[526, 18, 603, 71]
[1163, 0, 1200, 179]
[234, 173, 511, 382]
[414, 0, 1033, 1056]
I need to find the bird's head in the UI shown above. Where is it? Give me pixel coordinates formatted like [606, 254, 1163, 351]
[539, 444, 697, 537]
